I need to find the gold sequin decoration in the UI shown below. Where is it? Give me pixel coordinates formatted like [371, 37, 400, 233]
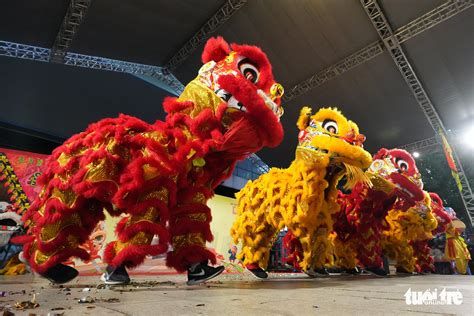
[367, 172, 395, 194]
[172, 233, 205, 250]
[114, 232, 154, 254]
[34, 234, 80, 265]
[142, 164, 159, 181]
[51, 187, 78, 207]
[113, 206, 162, 254]
[142, 131, 167, 145]
[131, 206, 159, 223]
[138, 188, 169, 203]
[84, 158, 118, 183]
[40, 213, 81, 241]
[192, 192, 206, 204]
[187, 213, 207, 222]
[57, 152, 71, 167]
[177, 79, 224, 118]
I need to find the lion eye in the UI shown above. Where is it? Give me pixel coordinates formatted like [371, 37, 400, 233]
[238, 59, 259, 84]
[396, 158, 409, 171]
[322, 119, 338, 134]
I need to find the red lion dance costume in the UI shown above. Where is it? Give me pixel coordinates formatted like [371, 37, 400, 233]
[429, 193, 452, 237]
[381, 151, 438, 274]
[16, 37, 284, 285]
[333, 148, 425, 276]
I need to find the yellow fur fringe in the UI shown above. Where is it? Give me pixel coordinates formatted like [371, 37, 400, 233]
[343, 163, 372, 190]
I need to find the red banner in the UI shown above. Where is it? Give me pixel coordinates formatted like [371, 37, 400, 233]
[0, 148, 49, 201]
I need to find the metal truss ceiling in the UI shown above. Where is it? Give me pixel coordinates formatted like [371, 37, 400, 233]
[398, 136, 441, 155]
[165, 0, 247, 70]
[50, 0, 92, 64]
[0, 40, 184, 95]
[361, 0, 473, 227]
[283, 0, 472, 103]
[247, 154, 270, 174]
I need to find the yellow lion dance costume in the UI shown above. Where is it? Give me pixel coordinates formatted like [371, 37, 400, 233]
[382, 191, 437, 273]
[230, 107, 372, 278]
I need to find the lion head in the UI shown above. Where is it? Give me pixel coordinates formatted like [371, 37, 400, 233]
[368, 148, 424, 204]
[295, 107, 372, 188]
[170, 37, 284, 156]
[429, 192, 451, 235]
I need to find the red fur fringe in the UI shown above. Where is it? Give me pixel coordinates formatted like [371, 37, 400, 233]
[103, 241, 169, 269]
[30, 247, 90, 274]
[166, 245, 216, 272]
[201, 36, 231, 64]
[231, 43, 274, 92]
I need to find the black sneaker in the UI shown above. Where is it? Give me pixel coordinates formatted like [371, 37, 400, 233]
[396, 267, 413, 275]
[187, 262, 225, 285]
[365, 266, 388, 276]
[246, 266, 268, 279]
[304, 267, 329, 278]
[315, 267, 329, 275]
[101, 264, 130, 285]
[345, 267, 362, 275]
[41, 263, 79, 284]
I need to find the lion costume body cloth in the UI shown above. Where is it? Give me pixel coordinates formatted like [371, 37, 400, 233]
[231, 107, 372, 272]
[333, 148, 426, 270]
[380, 152, 438, 273]
[16, 37, 285, 273]
[382, 194, 438, 273]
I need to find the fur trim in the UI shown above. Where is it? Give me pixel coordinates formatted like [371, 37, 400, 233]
[166, 246, 216, 272]
[231, 43, 274, 92]
[202, 36, 231, 63]
[30, 248, 90, 274]
[103, 241, 168, 269]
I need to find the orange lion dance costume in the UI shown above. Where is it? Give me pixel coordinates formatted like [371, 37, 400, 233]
[16, 37, 284, 285]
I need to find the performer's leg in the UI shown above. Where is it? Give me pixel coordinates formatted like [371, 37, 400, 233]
[412, 240, 434, 273]
[358, 227, 387, 276]
[103, 185, 170, 284]
[167, 187, 225, 284]
[282, 231, 304, 270]
[334, 238, 358, 273]
[308, 226, 333, 275]
[231, 213, 277, 275]
[395, 240, 416, 273]
[22, 196, 105, 284]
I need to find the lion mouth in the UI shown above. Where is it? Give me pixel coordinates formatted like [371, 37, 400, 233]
[215, 88, 247, 112]
[214, 88, 282, 118]
[388, 173, 424, 202]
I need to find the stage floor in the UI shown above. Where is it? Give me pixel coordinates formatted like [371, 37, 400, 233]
[1, 273, 472, 315]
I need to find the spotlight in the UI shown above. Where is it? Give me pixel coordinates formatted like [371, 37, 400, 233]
[463, 127, 474, 147]
[413, 152, 420, 158]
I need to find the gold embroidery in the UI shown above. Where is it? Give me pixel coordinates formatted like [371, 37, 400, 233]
[367, 172, 395, 194]
[142, 131, 167, 144]
[57, 152, 70, 167]
[139, 188, 169, 203]
[34, 232, 81, 265]
[51, 188, 78, 207]
[172, 233, 205, 250]
[142, 164, 159, 181]
[192, 192, 206, 204]
[84, 158, 118, 183]
[40, 213, 81, 241]
[177, 80, 224, 118]
[114, 231, 154, 254]
[54, 163, 80, 183]
[187, 213, 207, 222]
